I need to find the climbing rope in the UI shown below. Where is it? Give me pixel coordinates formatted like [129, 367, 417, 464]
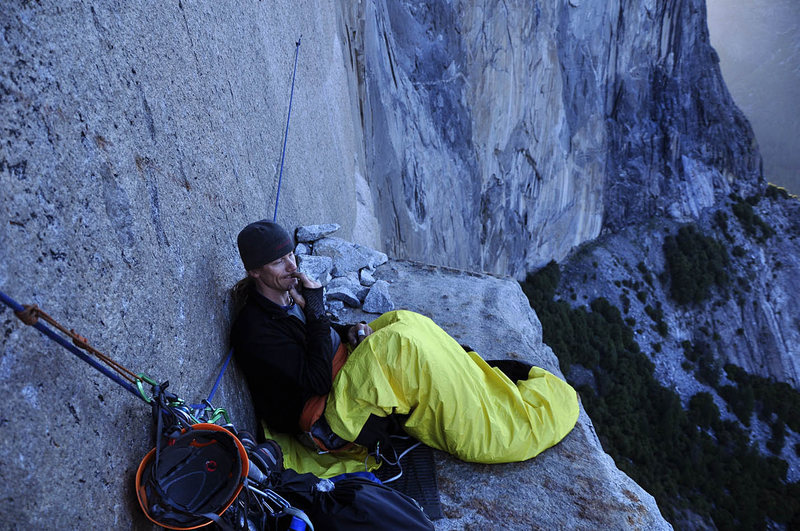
[1, 289, 144, 400]
[2, 291, 316, 528]
[0, 289, 228, 423]
[190, 347, 234, 418]
[273, 36, 302, 223]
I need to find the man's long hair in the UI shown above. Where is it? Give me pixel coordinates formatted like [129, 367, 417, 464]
[231, 276, 254, 316]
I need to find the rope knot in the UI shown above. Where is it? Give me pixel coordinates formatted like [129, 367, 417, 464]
[71, 330, 89, 349]
[14, 304, 40, 326]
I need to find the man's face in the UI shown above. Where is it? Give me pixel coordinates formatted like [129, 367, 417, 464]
[250, 252, 298, 293]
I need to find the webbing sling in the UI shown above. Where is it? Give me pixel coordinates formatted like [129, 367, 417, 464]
[1, 290, 228, 424]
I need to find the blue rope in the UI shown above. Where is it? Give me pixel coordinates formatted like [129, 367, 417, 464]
[190, 347, 234, 411]
[273, 37, 302, 223]
[207, 348, 234, 403]
[0, 289, 143, 401]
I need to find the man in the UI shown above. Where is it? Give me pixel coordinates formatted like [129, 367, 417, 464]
[231, 220, 367, 446]
[231, 219, 580, 468]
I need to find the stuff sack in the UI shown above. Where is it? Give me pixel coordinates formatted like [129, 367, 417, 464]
[275, 469, 434, 530]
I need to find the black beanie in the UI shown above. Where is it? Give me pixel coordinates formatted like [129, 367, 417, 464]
[237, 220, 294, 270]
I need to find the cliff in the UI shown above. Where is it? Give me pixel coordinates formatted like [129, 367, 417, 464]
[1, 0, 787, 528]
[346, 0, 761, 278]
[2, 3, 367, 523]
[550, 188, 800, 478]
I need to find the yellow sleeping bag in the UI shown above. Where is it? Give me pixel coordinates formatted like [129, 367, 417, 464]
[265, 310, 579, 477]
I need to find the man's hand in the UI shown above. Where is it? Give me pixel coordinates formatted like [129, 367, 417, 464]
[289, 272, 321, 308]
[291, 271, 321, 289]
[348, 322, 374, 346]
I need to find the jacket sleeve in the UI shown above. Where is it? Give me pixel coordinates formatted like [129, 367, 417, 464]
[298, 286, 335, 395]
[253, 323, 333, 398]
[331, 322, 351, 343]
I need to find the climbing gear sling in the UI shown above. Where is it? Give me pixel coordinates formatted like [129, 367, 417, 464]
[3, 291, 434, 529]
[1, 290, 143, 399]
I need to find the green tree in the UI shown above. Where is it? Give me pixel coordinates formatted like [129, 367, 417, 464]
[521, 261, 798, 528]
[689, 392, 719, 429]
[663, 225, 729, 305]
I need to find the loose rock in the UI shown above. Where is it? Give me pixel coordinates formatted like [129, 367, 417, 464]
[325, 299, 345, 316]
[295, 243, 312, 256]
[296, 224, 341, 243]
[359, 268, 377, 287]
[297, 255, 333, 286]
[362, 280, 394, 314]
[326, 276, 362, 307]
[313, 237, 388, 277]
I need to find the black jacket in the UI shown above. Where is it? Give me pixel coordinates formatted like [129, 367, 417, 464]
[231, 285, 347, 434]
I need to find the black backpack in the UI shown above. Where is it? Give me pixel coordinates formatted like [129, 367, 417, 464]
[273, 470, 434, 531]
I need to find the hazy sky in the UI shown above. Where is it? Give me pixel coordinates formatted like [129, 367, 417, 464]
[706, 0, 800, 194]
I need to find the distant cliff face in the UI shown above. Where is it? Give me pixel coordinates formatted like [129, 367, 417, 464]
[345, 0, 762, 279]
[555, 190, 800, 392]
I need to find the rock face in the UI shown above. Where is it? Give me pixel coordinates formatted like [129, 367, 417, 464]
[344, 0, 761, 278]
[0, 0, 775, 528]
[1, 2, 372, 527]
[557, 194, 800, 390]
